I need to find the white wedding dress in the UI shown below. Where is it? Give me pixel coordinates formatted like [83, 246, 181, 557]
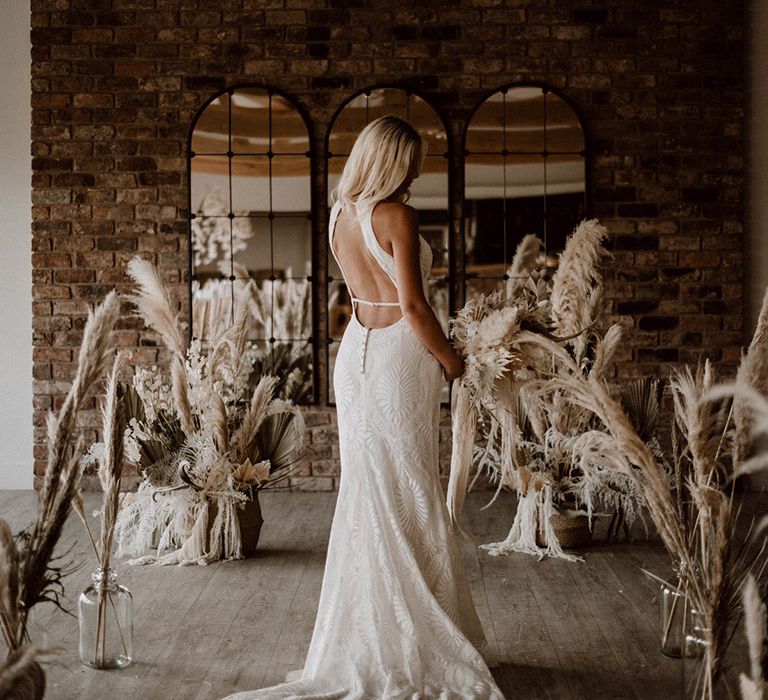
[223, 202, 504, 700]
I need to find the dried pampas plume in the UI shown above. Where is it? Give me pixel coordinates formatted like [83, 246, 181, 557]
[739, 574, 766, 700]
[234, 375, 279, 456]
[505, 234, 543, 298]
[735, 285, 768, 469]
[171, 355, 195, 437]
[5, 291, 119, 652]
[550, 218, 609, 356]
[126, 257, 186, 358]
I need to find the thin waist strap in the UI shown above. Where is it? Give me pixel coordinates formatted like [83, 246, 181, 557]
[350, 296, 400, 308]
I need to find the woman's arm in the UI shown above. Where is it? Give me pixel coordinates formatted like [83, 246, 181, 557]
[378, 203, 464, 380]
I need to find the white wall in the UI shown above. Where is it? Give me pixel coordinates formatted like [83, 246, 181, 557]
[0, 0, 32, 489]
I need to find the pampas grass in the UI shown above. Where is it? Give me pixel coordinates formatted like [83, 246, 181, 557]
[116, 258, 304, 565]
[0, 646, 45, 700]
[126, 257, 186, 359]
[735, 287, 768, 469]
[76, 353, 132, 667]
[550, 218, 608, 358]
[739, 574, 766, 700]
[0, 291, 118, 686]
[505, 234, 544, 298]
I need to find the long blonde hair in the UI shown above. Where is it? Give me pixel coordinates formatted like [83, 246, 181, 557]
[331, 115, 425, 213]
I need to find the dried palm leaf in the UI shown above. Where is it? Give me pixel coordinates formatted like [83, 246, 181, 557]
[251, 407, 304, 472]
[620, 376, 661, 443]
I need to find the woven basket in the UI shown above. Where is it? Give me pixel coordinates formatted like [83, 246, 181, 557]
[208, 494, 264, 557]
[536, 510, 593, 549]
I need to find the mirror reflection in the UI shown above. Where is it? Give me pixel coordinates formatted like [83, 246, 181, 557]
[326, 88, 450, 402]
[464, 86, 587, 300]
[190, 88, 314, 403]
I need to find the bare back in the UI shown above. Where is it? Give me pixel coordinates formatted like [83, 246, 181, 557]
[330, 202, 404, 329]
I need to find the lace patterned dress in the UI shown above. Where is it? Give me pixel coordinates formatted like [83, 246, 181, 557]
[222, 202, 504, 700]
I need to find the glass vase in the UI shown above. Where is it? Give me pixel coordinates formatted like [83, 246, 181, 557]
[681, 611, 715, 699]
[78, 567, 133, 669]
[659, 580, 689, 657]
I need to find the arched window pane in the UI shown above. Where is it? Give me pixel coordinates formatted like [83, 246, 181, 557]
[326, 88, 449, 403]
[189, 87, 314, 404]
[464, 86, 586, 302]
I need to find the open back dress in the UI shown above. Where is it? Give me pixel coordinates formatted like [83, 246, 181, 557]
[222, 200, 504, 699]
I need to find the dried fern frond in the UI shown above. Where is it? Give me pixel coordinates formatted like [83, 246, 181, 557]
[126, 257, 185, 358]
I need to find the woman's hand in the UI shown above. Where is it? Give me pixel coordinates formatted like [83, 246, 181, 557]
[442, 351, 464, 382]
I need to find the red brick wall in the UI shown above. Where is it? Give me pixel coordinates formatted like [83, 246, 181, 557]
[29, 0, 745, 489]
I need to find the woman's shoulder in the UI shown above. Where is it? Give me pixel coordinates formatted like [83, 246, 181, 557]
[371, 201, 419, 230]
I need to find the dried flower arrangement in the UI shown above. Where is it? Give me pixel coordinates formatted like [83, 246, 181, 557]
[75, 353, 132, 667]
[449, 219, 652, 561]
[541, 284, 768, 698]
[191, 188, 254, 269]
[0, 292, 120, 697]
[113, 257, 305, 566]
[192, 261, 313, 404]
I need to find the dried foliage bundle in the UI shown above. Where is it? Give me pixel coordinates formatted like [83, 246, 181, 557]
[552, 348, 768, 699]
[192, 261, 313, 403]
[449, 219, 650, 561]
[116, 257, 305, 565]
[76, 353, 131, 666]
[0, 292, 119, 688]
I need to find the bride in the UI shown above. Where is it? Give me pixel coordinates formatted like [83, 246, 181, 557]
[223, 116, 504, 699]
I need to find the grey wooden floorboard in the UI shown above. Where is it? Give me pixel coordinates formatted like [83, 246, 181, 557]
[470, 494, 576, 700]
[0, 489, 762, 699]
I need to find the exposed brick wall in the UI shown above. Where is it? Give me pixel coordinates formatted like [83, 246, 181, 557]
[29, 0, 745, 490]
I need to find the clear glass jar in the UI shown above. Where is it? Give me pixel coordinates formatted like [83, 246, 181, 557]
[78, 567, 133, 669]
[681, 611, 712, 698]
[659, 580, 688, 657]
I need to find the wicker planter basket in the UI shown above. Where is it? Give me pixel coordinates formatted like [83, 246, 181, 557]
[536, 509, 593, 549]
[208, 494, 264, 557]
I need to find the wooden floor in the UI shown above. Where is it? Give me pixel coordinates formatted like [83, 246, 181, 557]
[0, 489, 760, 700]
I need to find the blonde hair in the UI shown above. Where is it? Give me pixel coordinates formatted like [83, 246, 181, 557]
[331, 115, 425, 213]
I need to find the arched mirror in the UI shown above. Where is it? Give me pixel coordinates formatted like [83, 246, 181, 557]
[326, 87, 450, 402]
[189, 86, 314, 403]
[463, 85, 587, 300]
